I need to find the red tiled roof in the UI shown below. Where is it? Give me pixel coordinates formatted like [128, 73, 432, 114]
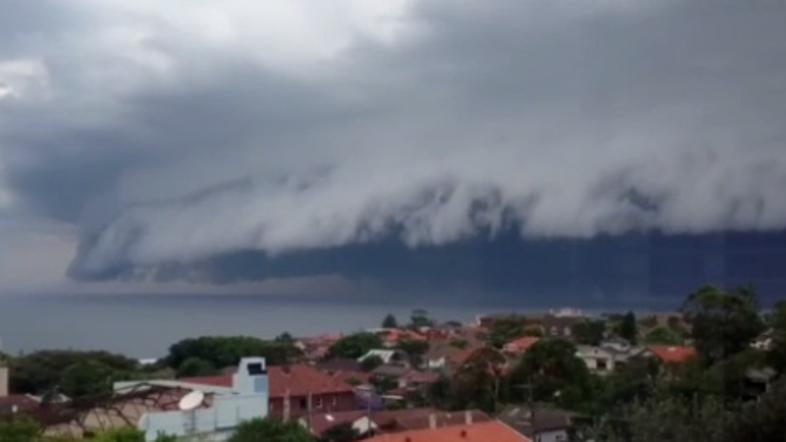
[503, 337, 540, 354]
[647, 345, 697, 364]
[309, 408, 492, 438]
[0, 395, 40, 414]
[181, 364, 354, 399]
[402, 370, 439, 384]
[362, 420, 531, 442]
[308, 409, 369, 435]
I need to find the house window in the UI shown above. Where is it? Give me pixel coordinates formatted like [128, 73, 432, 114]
[299, 398, 307, 409]
[314, 396, 323, 409]
[331, 396, 338, 407]
[597, 359, 608, 371]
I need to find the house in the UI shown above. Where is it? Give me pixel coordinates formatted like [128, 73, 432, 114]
[181, 364, 358, 420]
[361, 420, 531, 442]
[646, 345, 697, 365]
[575, 346, 617, 374]
[111, 357, 271, 441]
[425, 337, 483, 374]
[503, 337, 540, 355]
[751, 330, 774, 351]
[358, 349, 409, 366]
[0, 363, 42, 417]
[0, 394, 40, 416]
[377, 329, 428, 348]
[304, 408, 490, 439]
[575, 341, 649, 374]
[317, 359, 372, 387]
[296, 334, 343, 362]
[498, 405, 575, 442]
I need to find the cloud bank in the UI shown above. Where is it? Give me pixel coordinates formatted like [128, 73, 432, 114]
[0, 0, 785, 282]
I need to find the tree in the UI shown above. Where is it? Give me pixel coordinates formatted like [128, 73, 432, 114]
[644, 326, 683, 345]
[319, 422, 360, 442]
[381, 314, 398, 329]
[618, 311, 638, 344]
[681, 286, 765, 363]
[452, 347, 506, 412]
[360, 355, 384, 372]
[508, 339, 592, 408]
[9, 350, 139, 395]
[727, 376, 786, 442]
[175, 357, 217, 377]
[94, 428, 145, 442]
[610, 395, 729, 442]
[166, 336, 301, 370]
[397, 339, 429, 366]
[328, 333, 382, 359]
[0, 418, 40, 442]
[488, 316, 526, 348]
[274, 332, 295, 345]
[768, 300, 786, 371]
[409, 309, 433, 328]
[571, 320, 606, 346]
[60, 360, 115, 399]
[229, 418, 314, 442]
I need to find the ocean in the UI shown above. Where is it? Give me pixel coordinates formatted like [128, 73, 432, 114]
[0, 294, 521, 359]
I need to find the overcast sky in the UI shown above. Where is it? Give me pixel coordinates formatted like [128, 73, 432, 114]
[1, 0, 785, 297]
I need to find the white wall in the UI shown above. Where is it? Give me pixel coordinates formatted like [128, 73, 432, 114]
[0, 365, 8, 398]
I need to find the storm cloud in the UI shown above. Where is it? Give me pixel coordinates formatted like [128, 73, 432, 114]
[1, 0, 785, 284]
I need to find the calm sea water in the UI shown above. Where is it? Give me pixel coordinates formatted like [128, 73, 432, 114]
[0, 294, 525, 359]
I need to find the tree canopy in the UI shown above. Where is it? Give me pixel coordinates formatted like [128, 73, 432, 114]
[508, 339, 592, 407]
[166, 336, 301, 372]
[487, 316, 527, 348]
[9, 350, 139, 396]
[60, 359, 115, 399]
[644, 326, 683, 345]
[571, 320, 606, 346]
[617, 311, 638, 344]
[409, 309, 434, 328]
[681, 286, 765, 363]
[229, 417, 314, 442]
[381, 314, 398, 329]
[328, 333, 382, 359]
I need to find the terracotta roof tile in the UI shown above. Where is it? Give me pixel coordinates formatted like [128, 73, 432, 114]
[647, 345, 697, 364]
[181, 364, 354, 399]
[503, 337, 540, 354]
[362, 420, 531, 442]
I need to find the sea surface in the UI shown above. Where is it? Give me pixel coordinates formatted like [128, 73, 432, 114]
[0, 294, 541, 359]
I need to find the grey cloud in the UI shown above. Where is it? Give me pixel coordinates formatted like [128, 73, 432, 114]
[0, 0, 785, 281]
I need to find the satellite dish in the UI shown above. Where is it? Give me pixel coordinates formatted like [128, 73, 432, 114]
[179, 390, 205, 411]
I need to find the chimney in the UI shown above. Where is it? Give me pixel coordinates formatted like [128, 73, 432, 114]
[0, 365, 8, 398]
[429, 413, 437, 429]
[465, 410, 473, 425]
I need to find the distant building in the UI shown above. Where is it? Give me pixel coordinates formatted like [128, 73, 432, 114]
[575, 346, 617, 374]
[576, 342, 648, 374]
[181, 363, 358, 420]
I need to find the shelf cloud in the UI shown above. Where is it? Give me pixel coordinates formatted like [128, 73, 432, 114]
[0, 0, 785, 283]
